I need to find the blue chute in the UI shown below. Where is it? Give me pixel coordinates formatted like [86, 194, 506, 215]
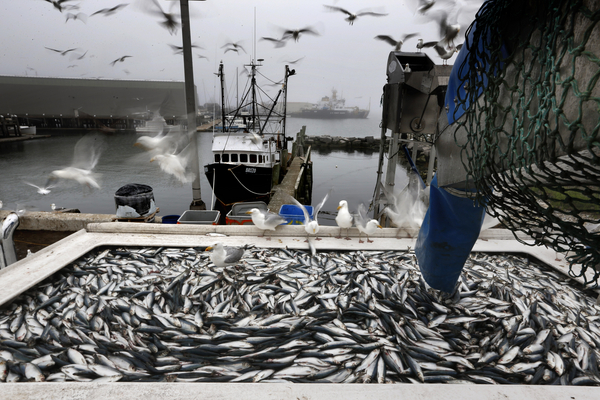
[415, 175, 487, 292]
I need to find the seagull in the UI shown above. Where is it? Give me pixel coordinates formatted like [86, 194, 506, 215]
[433, 43, 462, 64]
[142, 0, 180, 35]
[246, 208, 286, 239]
[197, 54, 209, 61]
[417, 0, 436, 14]
[205, 243, 244, 268]
[44, 0, 75, 13]
[416, 38, 437, 52]
[245, 132, 263, 146]
[65, 12, 87, 23]
[323, 5, 388, 25]
[428, 9, 461, 47]
[110, 55, 132, 66]
[355, 203, 382, 243]
[47, 133, 107, 189]
[335, 200, 353, 240]
[281, 26, 320, 42]
[382, 173, 427, 237]
[24, 181, 55, 195]
[168, 43, 203, 55]
[222, 41, 246, 54]
[150, 143, 195, 183]
[260, 36, 287, 48]
[91, 4, 129, 17]
[287, 190, 331, 240]
[45, 47, 78, 56]
[374, 33, 419, 51]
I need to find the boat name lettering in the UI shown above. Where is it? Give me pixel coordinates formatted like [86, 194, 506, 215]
[246, 167, 257, 174]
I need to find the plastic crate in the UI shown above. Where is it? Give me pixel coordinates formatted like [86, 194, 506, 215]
[226, 201, 268, 225]
[177, 210, 220, 225]
[279, 204, 314, 225]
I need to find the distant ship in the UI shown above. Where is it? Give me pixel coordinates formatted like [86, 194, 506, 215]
[290, 88, 369, 119]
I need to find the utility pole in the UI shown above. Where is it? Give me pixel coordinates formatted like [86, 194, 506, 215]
[179, 0, 206, 210]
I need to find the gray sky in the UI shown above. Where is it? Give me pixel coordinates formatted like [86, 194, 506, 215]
[1, 0, 483, 111]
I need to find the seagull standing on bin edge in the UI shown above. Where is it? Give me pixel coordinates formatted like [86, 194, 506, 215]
[246, 208, 286, 240]
[355, 203, 382, 243]
[335, 200, 353, 240]
[287, 190, 332, 241]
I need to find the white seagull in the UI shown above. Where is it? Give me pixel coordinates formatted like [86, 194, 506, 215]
[205, 243, 244, 268]
[246, 208, 286, 239]
[24, 181, 55, 195]
[47, 133, 106, 189]
[335, 200, 353, 240]
[355, 203, 382, 243]
[150, 143, 195, 183]
[287, 190, 332, 240]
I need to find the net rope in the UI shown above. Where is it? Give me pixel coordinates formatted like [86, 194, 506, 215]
[453, 0, 600, 285]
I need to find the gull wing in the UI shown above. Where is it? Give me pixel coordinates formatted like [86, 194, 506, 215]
[313, 188, 333, 223]
[286, 194, 310, 225]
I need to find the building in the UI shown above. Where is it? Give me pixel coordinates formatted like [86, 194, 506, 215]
[0, 75, 192, 131]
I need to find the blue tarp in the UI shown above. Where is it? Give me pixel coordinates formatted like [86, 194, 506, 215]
[415, 175, 487, 293]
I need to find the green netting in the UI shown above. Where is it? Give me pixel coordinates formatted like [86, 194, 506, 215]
[453, 0, 600, 285]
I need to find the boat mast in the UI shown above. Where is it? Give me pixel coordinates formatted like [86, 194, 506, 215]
[218, 62, 226, 131]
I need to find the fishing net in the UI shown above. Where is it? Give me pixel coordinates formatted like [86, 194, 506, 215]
[451, 0, 600, 285]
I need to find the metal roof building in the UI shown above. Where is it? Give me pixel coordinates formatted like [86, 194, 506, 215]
[0, 75, 190, 119]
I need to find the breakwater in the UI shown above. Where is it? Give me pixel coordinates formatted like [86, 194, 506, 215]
[303, 135, 388, 151]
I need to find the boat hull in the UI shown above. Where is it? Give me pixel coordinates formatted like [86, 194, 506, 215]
[204, 163, 274, 205]
[290, 109, 369, 119]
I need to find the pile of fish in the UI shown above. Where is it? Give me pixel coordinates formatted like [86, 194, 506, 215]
[1, 245, 600, 385]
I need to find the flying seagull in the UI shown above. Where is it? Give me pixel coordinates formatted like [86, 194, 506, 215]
[374, 33, 419, 51]
[141, 0, 180, 35]
[44, 0, 75, 13]
[260, 36, 287, 48]
[65, 12, 87, 23]
[281, 26, 320, 42]
[91, 4, 129, 17]
[222, 41, 246, 54]
[110, 55, 132, 66]
[45, 47, 78, 56]
[324, 5, 388, 25]
[46, 132, 107, 190]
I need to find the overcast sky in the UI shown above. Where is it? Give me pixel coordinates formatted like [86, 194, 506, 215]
[1, 0, 483, 112]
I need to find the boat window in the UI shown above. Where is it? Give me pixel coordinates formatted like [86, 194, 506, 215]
[231, 154, 238, 162]
[240, 154, 248, 162]
[222, 154, 229, 162]
[215, 154, 220, 163]
[258, 155, 263, 163]
[265, 155, 269, 162]
[250, 154, 257, 163]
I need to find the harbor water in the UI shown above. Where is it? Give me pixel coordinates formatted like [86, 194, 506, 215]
[0, 116, 406, 224]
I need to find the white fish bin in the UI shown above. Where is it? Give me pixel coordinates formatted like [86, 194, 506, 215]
[0, 223, 598, 399]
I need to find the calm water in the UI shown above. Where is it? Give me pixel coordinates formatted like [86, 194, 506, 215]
[0, 116, 408, 225]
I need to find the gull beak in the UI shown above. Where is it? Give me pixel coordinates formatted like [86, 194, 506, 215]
[205, 246, 213, 251]
[337, 205, 342, 210]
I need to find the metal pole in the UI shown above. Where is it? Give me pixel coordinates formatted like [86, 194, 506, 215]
[179, 0, 205, 210]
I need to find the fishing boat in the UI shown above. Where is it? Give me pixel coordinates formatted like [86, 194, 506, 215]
[204, 60, 295, 207]
[290, 88, 369, 119]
